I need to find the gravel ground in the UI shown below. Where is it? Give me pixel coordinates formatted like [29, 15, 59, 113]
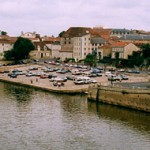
[0, 64, 149, 91]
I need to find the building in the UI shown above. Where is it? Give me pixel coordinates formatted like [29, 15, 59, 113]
[21, 32, 52, 60]
[98, 44, 112, 59]
[92, 27, 111, 40]
[42, 36, 61, 59]
[111, 42, 140, 59]
[91, 37, 106, 56]
[20, 32, 40, 42]
[119, 34, 150, 45]
[0, 35, 17, 60]
[110, 29, 131, 38]
[60, 27, 94, 61]
[60, 27, 108, 61]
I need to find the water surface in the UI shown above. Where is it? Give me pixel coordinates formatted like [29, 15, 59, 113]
[0, 82, 150, 150]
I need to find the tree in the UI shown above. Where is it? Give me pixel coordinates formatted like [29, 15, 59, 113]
[4, 50, 14, 60]
[141, 43, 150, 58]
[140, 43, 150, 65]
[4, 37, 35, 61]
[58, 31, 65, 37]
[84, 53, 97, 67]
[1, 31, 7, 35]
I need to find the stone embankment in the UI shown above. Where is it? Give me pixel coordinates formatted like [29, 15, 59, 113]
[0, 63, 150, 112]
[88, 84, 150, 112]
[0, 64, 89, 94]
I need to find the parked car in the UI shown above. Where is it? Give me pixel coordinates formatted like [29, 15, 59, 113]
[105, 71, 112, 76]
[74, 79, 85, 85]
[48, 74, 57, 79]
[9, 73, 18, 78]
[132, 70, 140, 74]
[108, 75, 121, 81]
[120, 74, 128, 80]
[66, 75, 76, 80]
[26, 73, 33, 77]
[50, 77, 67, 82]
[40, 74, 48, 79]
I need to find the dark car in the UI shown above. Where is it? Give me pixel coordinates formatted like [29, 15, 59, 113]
[48, 74, 57, 79]
[132, 70, 140, 74]
[9, 74, 18, 78]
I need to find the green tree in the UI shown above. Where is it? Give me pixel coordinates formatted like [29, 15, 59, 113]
[114, 52, 120, 67]
[4, 37, 35, 61]
[141, 43, 150, 58]
[4, 50, 14, 60]
[140, 43, 150, 65]
[1, 31, 7, 35]
[58, 31, 65, 37]
[84, 53, 96, 67]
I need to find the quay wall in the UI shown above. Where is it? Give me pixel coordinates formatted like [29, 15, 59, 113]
[0, 78, 88, 95]
[88, 85, 150, 112]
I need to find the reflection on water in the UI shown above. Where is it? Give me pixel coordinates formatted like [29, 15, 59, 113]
[0, 82, 150, 150]
[3, 83, 33, 102]
[88, 101, 150, 134]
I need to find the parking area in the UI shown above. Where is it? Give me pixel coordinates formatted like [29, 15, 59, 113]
[0, 61, 149, 90]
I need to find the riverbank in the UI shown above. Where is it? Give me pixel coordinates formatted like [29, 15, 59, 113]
[0, 63, 149, 95]
[88, 84, 150, 112]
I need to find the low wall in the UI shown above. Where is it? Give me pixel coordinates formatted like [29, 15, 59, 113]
[88, 85, 150, 112]
[0, 78, 88, 95]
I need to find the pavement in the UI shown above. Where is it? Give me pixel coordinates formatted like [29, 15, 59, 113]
[0, 64, 149, 94]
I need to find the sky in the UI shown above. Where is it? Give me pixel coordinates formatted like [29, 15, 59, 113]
[0, 0, 150, 37]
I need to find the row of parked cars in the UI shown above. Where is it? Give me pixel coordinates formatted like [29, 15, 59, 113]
[105, 71, 129, 81]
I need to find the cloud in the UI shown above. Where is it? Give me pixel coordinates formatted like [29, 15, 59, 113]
[0, 0, 149, 36]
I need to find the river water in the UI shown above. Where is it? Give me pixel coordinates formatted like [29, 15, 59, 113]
[0, 82, 150, 150]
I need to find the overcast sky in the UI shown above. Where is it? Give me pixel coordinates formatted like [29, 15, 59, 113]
[0, 0, 149, 36]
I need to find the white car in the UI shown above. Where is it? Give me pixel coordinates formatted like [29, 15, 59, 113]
[105, 71, 112, 76]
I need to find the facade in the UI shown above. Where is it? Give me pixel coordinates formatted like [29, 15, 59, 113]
[43, 36, 61, 59]
[111, 42, 140, 59]
[46, 43, 60, 58]
[29, 41, 51, 60]
[60, 27, 93, 61]
[60, 27, 104, 61]
[98, 45, 112, 59]
[20, 32, 40, 42]
[0, 36, 16, 60]
[21, 32, 53, 59]
[73, 34, 91, 61]
[91, 37, 106, 58]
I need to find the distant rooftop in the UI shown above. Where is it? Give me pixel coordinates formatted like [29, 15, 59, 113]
[111, 28, 131, 33]
[120, 34, 150, 40]
[62, 27, 92, 38]
[91, 37, 106, 44]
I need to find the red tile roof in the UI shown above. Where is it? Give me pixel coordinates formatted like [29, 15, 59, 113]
[62, 27, 92, 38]
[42, 36, 61, 42]
[0, 35, 17, 44]
[111, 42, 129, 47]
